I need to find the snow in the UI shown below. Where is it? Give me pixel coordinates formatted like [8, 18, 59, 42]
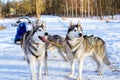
[0, 15, 120, 80]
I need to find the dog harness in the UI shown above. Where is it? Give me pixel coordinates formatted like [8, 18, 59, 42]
[66, 38, 82, 55]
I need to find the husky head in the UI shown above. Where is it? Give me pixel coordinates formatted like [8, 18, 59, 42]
[32, 21, 48, 43]
[66, 21, 83, 40]
[48, 35, 64, 45]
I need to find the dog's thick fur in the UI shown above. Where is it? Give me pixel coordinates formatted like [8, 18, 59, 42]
[65, 21, 110, 80]
[21, 21, 48, 80]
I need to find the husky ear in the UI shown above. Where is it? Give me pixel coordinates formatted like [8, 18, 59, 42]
[77, 20, 83, 31]
[31, 22, 35, 32]
[69, 21, 73, 27]
[42, 21, 45, 27]
[77, 20, 81, 26]
[36, 19, 41, 26]
[41, 21, 46, 30]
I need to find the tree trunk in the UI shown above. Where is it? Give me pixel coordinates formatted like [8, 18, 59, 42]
[79, 0, 81, 17]
[90, 0, 94, 17]
[115, 1, 117, 15]
[0, 0, 2, 17]
[71, 0, 74, 17]
[99, 0, 102, 19]
[75, 0, 78, 17]
[66, 0, 69, 17]
[88, 0, 90, 18]
[36, 0, 41, 19]
[111, 0, 115, 19]
[81, 0, 83, 18]
[85, 0, 87, 18]
[95, 0, 98, 17]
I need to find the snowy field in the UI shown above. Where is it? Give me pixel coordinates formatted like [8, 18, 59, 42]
[0, 15, 120, 80]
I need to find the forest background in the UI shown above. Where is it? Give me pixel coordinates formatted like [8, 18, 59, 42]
[0, 0, 120, 19]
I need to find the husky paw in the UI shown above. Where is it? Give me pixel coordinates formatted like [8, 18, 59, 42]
[76, 77, 81, 80]
[95, 70, 98, 72]
[98, 73, 103, 76]
[44, 71, 48, 75]
[64, 58, 68, 62]
[54, 55, 57, 58]
[67, 74, 75, 78]
[23, 57, 27, 61]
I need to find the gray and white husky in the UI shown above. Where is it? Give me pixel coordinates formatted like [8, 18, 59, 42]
[47, 35, 67, 61]
[21, 21, 48, 80]
[65, 21, 110, 80]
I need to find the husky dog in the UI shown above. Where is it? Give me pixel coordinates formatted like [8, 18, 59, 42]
[65, 21, 110, 80]
[21, 21, 48, 80]
[47, 35, 67, 61]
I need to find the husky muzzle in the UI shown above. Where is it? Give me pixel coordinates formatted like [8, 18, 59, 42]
[79, 33, 82, 37]
[38, 32, 48, 42]
[45, 32, 48, 36]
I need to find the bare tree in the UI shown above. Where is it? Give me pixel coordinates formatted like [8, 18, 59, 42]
[95, 0, 98, 17]
[0, 0, 2, 17]
[79, 0, 81, 17]
[71, 0, 74, 17]
[90, 0, 94, 17]
[66, 0, 69, 17]
[84, 0, 87, 17]
[81, 0, 83, 18]
[36, 0, 41, 19]
[75, 0, 78, 17]
[88, 0, 90, 18]
[99, 0, 102, 19]
[115, 0, 118, 16]
[111, 0, 115, 19]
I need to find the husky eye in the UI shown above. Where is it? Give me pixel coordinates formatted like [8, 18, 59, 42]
[74, 30, 76, 31]
[38, 30, 42, 31]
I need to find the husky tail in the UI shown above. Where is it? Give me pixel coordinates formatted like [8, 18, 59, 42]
[103, 53, 110, 66]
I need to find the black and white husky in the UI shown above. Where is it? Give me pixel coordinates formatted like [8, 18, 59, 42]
[21, 21, 48, 80]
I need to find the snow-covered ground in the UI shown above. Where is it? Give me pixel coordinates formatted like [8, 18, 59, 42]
[0, 15, 120, 80]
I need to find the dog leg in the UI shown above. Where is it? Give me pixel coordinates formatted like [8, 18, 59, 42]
[58, 49, 67, 62]
[29, 57, 36, 80]
[93, 56, 104, 75]
[98, 61, 103, 76]
[95, 60, 100, 72]
[38, 60, 43, 80]
[68, 59, 75, 78]
[91, 54, 100, 72]
[49, 47, 57, 58]
[76, 59, 83, 80]
[44, 57, 48, 75]
[94, 55, 103, 76]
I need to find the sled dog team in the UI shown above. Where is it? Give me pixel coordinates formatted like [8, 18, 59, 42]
[21, 20, 111, 80]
